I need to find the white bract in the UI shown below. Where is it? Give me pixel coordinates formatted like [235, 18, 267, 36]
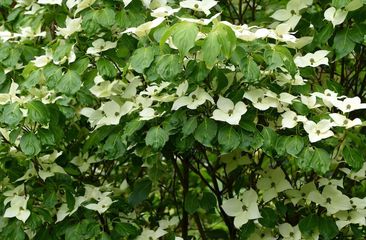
[243, 88, 278, 111]
[56, 17, 82, 38]
[122, 17, 165, 38]
[86, 39, 117, 56]
[281, 110, 307, 129]
[84, 196, 114, 214]
[136, 227, 167, 240]
[4, 195, 31, 223]
[180, 0, 218, 16]
[279, 223, 301, 240]
[172, 87, 214, 110]
[303, 119, 334, 143]
[221, 189, 261, 228]
[257, 168, 292, 203]
[294, 50, 329, 68]
[333, 96, 366, 113]
[324, 7, 348, 27]
[211, 96, 247, 125]
[329, 113, 362, 129]
[37, 0, 62, 5]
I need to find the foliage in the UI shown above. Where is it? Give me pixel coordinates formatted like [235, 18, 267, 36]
[0, 0, 366, 239]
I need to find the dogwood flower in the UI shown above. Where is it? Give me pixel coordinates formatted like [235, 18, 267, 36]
[86, 39, 117, 56]
[285, 182, 316, 205]
[294, 50, 329, 68]
[56, 17, 82, 38]
[37, 0, 62, 5]
[178, 12, 221, 25]
[312, 89, 339, 108]
[300, 94, 321, 109]
[71, 153, 100, 172]
[341, 162, 366, 181]
[89, 75, 118, 98]
[303, 119, 334, 143]
[281, 110, 307, 129]
[308, 185, 351, 214]
[4, 195, 31, 223]
[98, 100, 134, 125]
[75, 0, 96, 14]
[243, 89, 278, 111]
[324, 7, 348, 27]
[276, 72, 306, 86]
[220, 150, 251, 173]
[333, 96, 366, 113]
[172, 87, 214, 110]
[257, 168, 292, 203]
[0, 81, 20, 104]
[84, 196, 114, 214]
[180, 0, 218, 16]
[329, 113, 362, 129]
[221, 189, 261, 228]
[271, 0, 312, 30]
[139, 107, 164, 120]
[122, 17, 165, 38]
[56, 196, 86, 222]
[211, 96, 247, 125]
[279, 223, 301, 240]
[136, 227, 167, 240]
[31, 49, 53, 67]
[151, 6, 180, 17]
[335, 210, 366, 230]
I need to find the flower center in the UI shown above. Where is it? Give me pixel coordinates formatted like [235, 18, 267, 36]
[191, 94, 197, 100]
[289, 232, 294, 237]
[343, 120, 348, 125]
[228, 109, 234, 116]
[257, 97, 263, 103]
[114, 112, 119, 117]
[316, 130, 321, 135]
[270, 182, 276, 188]
[346, 104, 351, 110]
[326, 197, 331, 204]
[290, 10, 296, 15]
[309, 58, 315, 65]
[293, 116, 298, 121]
[194, 3, 199, 9]
[242, 205, 248, 211]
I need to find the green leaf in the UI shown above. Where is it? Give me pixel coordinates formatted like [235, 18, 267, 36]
[145, 126, 169, 150]
[182, 116, 198, 137]
[96, 8, 116, 27]
[70, 58, 90, 75]
[24, 69, 43, 89]
[27, 100, 50, 124]
[83, 126, 120, 152]
[299, 215, 319, 237]
[314, 23, 334, 45]
[333, 27, 355, 60]
[319, 216, 338, 240]
[128, 178, 152, 206]
[311, 148, 331, 174]
[239, 221, 255, 240]
[215, 23, 237, 58]
[261, 127, 277, 151]
[202, 31, 221, 69]
[114, 222, 139, 237]
[1, 103, 23, 126]
[241, 57, 260, 82]
[218, 125, 240, 152]
[184, 191, 200, 214]
[96, 58, 117, 79]
[130, 47, 155, 73]
[200, 192, 216, 211]
[53, 42, 73, 63]
[343, 144, 363, 171]
[103, 133, 126, 159]
[258, 208, 278, 228]
[194, 118, 217, 147]
[20, 132, 41, 156]
[43, 65, 63, 89]
[156, 54, 182, 81]
[285, 136, 305, 156]
[172, 22, 198, 57]
[56, 70, 81, 95]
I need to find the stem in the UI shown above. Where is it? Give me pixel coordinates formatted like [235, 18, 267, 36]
[194, 213, 207, 240]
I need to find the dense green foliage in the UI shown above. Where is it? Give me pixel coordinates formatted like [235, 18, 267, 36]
[1, 0, 366, 239]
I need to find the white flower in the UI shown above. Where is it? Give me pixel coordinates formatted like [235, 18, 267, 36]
[172, 87, 214, 110]
[151, 6, 180, 17]
[329, 113, 362, 129]
[136, 227, 167, 240]
[86, 39, 117, 56]
[159, 216, 179, 230]
[56, 196, 86, 222]
[84, 196, 113, 214]
[294, 50, 329, 68]
[341, 162, 366, 181]
[281, 110, 307, 129]
[279, 223, 301, 240]
[122, 17, 165, 38]
[80, 107, 104, 128]
[276, 73, 306, 86]
[300, 94, 321, 109]
[324, 7, 348, 27]
[31, 49, 53, 67]
[257, 168, 292, 203]
[335, 210, 366, 230]
[75, 0, 96, 14]
[243, 89, 278, 111]
[333, 96, 366, 113]
[66, 0, 80, 9]
[318, 177, 343, 188]
[180, 0, 218, 16]
[211, 96, 247, 125]
[37, 0, 62, 5]
[71, 153, 100, 172]
[285, 182, 317, 205]
[308, 185, 351, 214]
[98, 100, 134, 126]
[178, 12, 221, 25]
[303, 119, 334, 143]
[4, 195, 31, 223]
[0, 81, 20, 104]
[89, 75, 118, 98]
[221, 189, 261, 228]
[56, 17, 82, 38]
[312, 89, 339, 108]
[139, 107, 163, 121]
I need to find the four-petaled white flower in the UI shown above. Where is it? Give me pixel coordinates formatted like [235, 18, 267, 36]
[329, 113, 362, 129]
[281, 110, 307, 129]
[308, 185, 351, 214]
[38, 0, 62, 5]
[333, 96, 366, 113]
[56, 17, 82, 39]
[122, 17, 165, 38]
[151, 6, 180, 17]
[243, 89, 278, 111]
[4, 195, 31, 223]
[84, 196, 114, 214]
[86, 39, 117, 56]
[279, 223, 301, 240]
[221, 189, 261, 228]
[180, 0, 218, 16]
[324, 7, 348, 27]
[303, 119, 334, 143]
[335, 209, 366, 230]
[257, 168, 292, 203]
[98, 100, 134, 126]
[172, 87, 214, 110]
[89, 75, 118, 98]
[136, 227, 167, 240]
[211, 96, 247, 125]
[294, 50, 329, 68]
